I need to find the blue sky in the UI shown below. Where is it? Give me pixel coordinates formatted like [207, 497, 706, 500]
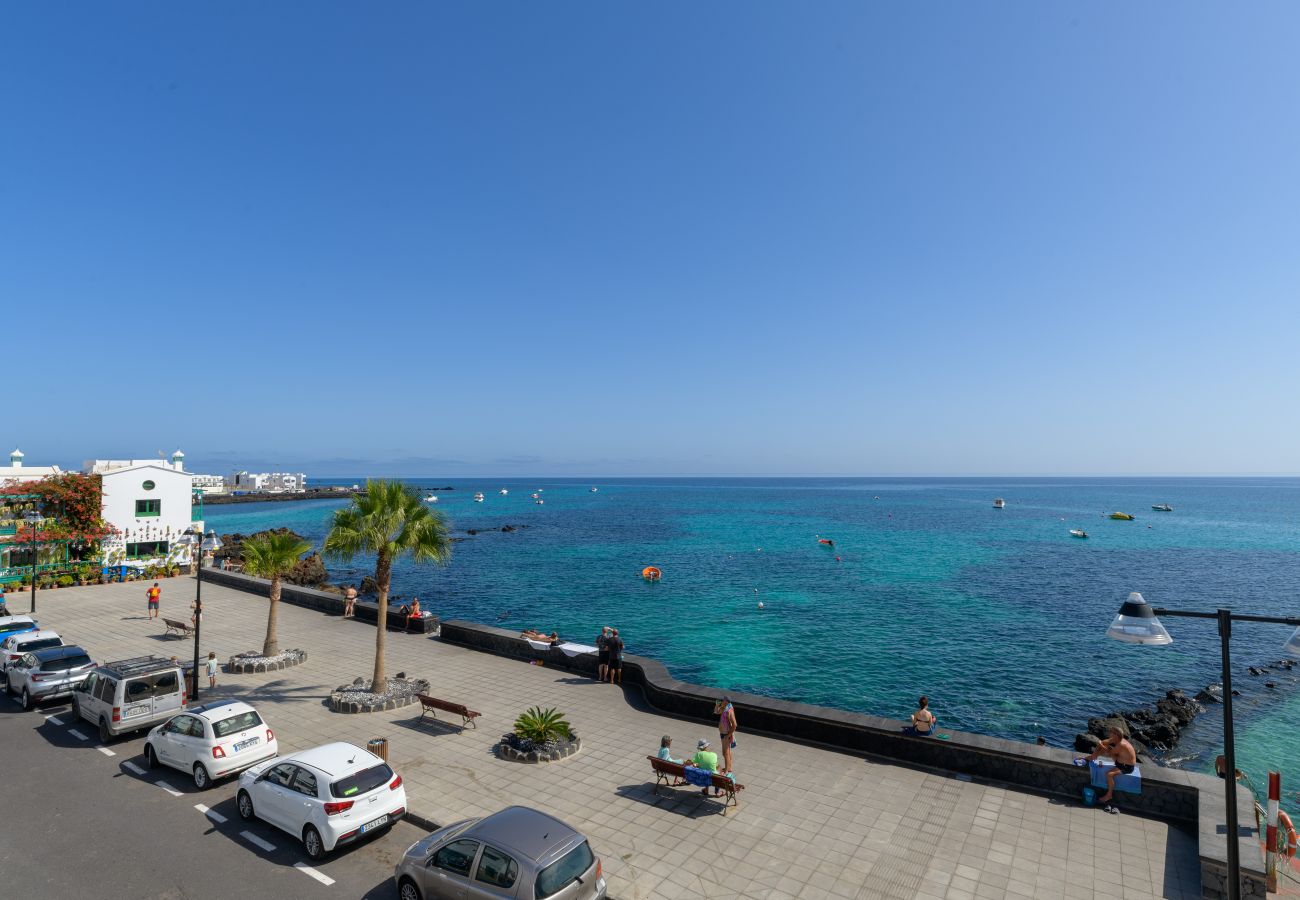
[3, 3, 1298, 476]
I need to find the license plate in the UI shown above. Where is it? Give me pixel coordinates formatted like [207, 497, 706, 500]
[359, 814, 389, 834]
[124, 706, 150, 718]
[233, 737, 259, 752]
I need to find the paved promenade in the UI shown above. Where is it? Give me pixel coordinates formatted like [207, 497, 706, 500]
[27, 579, 1202, 899]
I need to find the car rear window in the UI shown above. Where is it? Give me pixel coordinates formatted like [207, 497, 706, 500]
[20, 638, 61, 652]
[534, 842, 595, 899]
[212, 710, 263, 738]
[0, 622, 33, 635]
[41, 654, 92, 672]
[330, 762, 394, 799]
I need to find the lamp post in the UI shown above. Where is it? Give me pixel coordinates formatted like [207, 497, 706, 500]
[23, 510, 41, 614]
[178, 528, 223, 701]
[1106, 592, 1300, 900]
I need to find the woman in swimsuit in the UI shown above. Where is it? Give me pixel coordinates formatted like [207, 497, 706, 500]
[911, 696, 936, 735]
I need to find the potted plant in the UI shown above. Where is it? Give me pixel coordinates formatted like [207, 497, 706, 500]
[57, 575, 74, 588]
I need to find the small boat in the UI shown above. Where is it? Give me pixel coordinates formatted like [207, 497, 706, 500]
[535, 498, 544, 505]
[530, 492, 540, 500]
[424, 495, 438, 503]
[817, 538, 834, 546]
[642, 566, 662, 581]
[1070, 529, 1088, 539]
[590, 487, 598, 493]
[474, 492, 485, 502]
[993, 498, 1006, 509]
[1109, 511, 1135, 520]
[1151, 504, 1173, 512]
[500, 489, 509, 495]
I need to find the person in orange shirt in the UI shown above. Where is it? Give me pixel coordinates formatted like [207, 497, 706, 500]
[146, 582, 161, 619]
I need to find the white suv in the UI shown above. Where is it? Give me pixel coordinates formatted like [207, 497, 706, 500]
[237, 742, 408, 861]
[144, 699, 278, 789]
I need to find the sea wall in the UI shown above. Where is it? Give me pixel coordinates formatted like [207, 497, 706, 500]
[198, 568, 438, 632]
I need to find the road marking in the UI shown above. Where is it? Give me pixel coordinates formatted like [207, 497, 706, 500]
[195, 803, 228, 824]
[156, 780, 184, 797]
[240, 830, 277, 852]
[123, 761, 146, 776]
[294, 862, 335, 886]
[96, 745, 116, 756]
[68, 728, 89, 741]
[44, 714, 65, 726]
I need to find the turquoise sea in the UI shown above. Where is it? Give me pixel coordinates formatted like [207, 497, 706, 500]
[205, 477, 1300, 814]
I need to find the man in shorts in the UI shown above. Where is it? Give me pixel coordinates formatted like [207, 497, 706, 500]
[146, 582, 161, 619]
[1085, 725, 1138, 813]
[595, 626, 610, 682]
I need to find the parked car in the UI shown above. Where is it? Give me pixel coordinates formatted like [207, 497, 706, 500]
[0, 629, 63, 673]
[5, 645, 95, 711]
[0, 615, 40, 647]
[395, 806, 607, 900]
[237, 741, 407, 861]
[71, 656, 186, 742]
[144, 699, 278, 789]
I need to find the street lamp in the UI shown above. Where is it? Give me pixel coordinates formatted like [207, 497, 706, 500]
[177, 528, 223, 701]
[1106, 592, 1300, 900]
[23, 510, 41, 614]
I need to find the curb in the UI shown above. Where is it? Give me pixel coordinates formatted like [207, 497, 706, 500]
[405, 809, 440, 832]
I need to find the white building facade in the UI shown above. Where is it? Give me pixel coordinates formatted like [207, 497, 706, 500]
[191, 474, 226, 495]
[86, 450, 205, 567]
[0, 448, 62, 485]
[226, 471, 307, 493]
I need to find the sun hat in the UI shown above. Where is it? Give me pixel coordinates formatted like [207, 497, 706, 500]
[697, 738, 710, 750]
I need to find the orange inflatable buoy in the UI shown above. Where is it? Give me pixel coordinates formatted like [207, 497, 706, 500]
[1280, 810, 1298, 857]
[642, 566, 662, 581]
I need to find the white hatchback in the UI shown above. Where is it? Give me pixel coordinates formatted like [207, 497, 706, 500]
[237, 741, 407, 861]
[0, 629, 63, 674]
[144, 699, 278, 789]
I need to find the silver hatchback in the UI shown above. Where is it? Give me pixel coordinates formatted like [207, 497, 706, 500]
[395, 806, 606, 900]
[5, 645, 95, 711]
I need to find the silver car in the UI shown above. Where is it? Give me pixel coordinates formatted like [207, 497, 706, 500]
[395, 806, 606, 900]
[5, 645, 95, 711]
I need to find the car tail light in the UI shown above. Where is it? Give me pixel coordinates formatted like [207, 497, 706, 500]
[323, 801, 354, 816]
[392, 807, 406, 818]
[111, 707, 121, 723]
[212, 745, 226, 758]
[30, 673, 44, 682]
[266, 728, 274, 742]
[389, 774, 403, 791]
[596, 858, 602, 880]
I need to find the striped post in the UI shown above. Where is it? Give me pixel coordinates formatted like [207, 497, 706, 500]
[1267, 771, 1281, 893]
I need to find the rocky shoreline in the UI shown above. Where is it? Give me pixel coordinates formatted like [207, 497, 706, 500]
[202, 487, 362, 505]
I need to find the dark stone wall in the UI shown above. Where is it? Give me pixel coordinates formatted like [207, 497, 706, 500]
[198, 569, 438, 632]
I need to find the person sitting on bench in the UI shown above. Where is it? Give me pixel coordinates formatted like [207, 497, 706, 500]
[1084, 725, 1137, 813]
[656, 735, 683, 764]
[909, 696, 936, 735]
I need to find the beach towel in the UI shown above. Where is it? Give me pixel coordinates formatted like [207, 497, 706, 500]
[525, 639, 552, 651]
[682, 765, 714, 788]
[558, 642, 599, 657]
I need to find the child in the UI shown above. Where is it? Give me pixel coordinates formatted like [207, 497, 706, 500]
[206, 651, 218, 688]
[657, 735, 682, 764]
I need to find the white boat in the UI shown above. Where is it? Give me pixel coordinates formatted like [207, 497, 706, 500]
[474, 492, 485, 502]
[1070, 529, 1088, 539]
[1151, 503, 1173, 512]
[531, 492, 540, 500]
[500, 489, 509, 495]
[535, 498, 544, 505]
[993, 498, 1006, 509]
[590, 487, 598, 493]
[424, 495, 438, 503]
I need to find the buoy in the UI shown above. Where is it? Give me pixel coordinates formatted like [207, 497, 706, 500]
[757, 602, 764, 609]
[642, 566, 662, 581]
[835, 556, 841, 562]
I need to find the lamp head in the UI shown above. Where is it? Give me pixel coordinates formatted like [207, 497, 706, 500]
[1106, 592, 1173, 646]
[200, 530, 222, 552]
[23, 510, 41, 524]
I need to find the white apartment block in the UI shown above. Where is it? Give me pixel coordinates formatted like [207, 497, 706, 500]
[226, 471, 307, 493]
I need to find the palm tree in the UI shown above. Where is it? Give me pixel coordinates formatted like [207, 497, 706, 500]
[323, 479, 452, 689]
[241, 532, 313, 658]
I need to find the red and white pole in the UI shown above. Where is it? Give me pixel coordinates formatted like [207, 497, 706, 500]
[1267, 771, 1281, 893]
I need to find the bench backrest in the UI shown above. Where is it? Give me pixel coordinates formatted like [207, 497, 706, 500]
[164, 618, 189, 628]
[647, 755, 739, 790]
[418, 694, 475, 717]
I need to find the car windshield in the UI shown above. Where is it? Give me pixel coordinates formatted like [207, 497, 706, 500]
[212, 710, 263, 738]
[20, 638, 61, 652]
[330, 762, 393, 799]
[534, 842, 594, 899]
[0, 622, 33, 635]
[42, 654, 92, 672]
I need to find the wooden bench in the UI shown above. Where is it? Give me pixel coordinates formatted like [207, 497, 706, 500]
[647, 756, 744, 815]
[416, 693, 481, 730]
[163, 617, 195, 639]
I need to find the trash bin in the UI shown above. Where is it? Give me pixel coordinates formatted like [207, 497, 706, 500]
[367, 737, 389, 762]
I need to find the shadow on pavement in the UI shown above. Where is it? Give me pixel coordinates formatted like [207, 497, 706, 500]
[613, 783, 732, 819]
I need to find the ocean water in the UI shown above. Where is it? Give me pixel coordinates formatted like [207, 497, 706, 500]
[205, 477, 1300, 813]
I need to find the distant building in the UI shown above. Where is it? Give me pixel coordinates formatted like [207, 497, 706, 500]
[85, 450, 205, 566]
[226, 471, 308, 494]
[191, 474, 226, 495]
[0, 448, 62, 484]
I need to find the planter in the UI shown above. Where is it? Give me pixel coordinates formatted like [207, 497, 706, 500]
[496, 734, 582, 763]
[329, 677, 430, 714]
[227, 649, 308, 674]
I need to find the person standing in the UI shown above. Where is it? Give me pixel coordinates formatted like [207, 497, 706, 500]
[716, 696, 738, 775]
[146, 582, 161, 619]
[607, 628, 625, 685]
[343, 587, 357, 618]
[206, 651, 219, 688]
[595, 626, 610, 682]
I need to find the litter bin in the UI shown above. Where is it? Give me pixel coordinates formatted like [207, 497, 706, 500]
[367, 737, 389, 762]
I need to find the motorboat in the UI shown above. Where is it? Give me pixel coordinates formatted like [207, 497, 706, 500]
[1070, 529, 1088, 539]
[817, 537, 834, 546]
[535, 498, 544, 505]
[531, 492, 540, 500]
[590, 487, 598, 493]
[1151, 504, 1173, 512]
[474, 492, 485, 502]
[500, 489, 509, 495]
[1109, 512, 1135, 521]
[424, 495, 437, 503]
[993, 498, 1006, 509]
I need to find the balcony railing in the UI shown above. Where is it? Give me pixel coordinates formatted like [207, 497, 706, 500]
[0, 524, 16, 537]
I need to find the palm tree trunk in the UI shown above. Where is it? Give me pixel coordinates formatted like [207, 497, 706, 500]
[262, 574, 281, 658]
[372, 552, 390, 690]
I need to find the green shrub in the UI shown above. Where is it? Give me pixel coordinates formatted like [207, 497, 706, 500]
[56, 575, 74, 587]
[512, 707, 572, 743]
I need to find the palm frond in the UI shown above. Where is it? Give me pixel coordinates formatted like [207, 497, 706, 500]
[242, 532, 314, 578]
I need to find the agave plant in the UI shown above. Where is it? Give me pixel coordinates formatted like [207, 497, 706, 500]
[513, 707, 572, 743]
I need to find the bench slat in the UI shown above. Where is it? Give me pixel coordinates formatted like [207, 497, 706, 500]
[415, 693, 481, 729]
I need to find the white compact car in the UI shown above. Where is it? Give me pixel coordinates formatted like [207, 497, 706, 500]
[237, 742, 407, 861]
[144, 699, 278, 789]
[0, 629, 63, 673]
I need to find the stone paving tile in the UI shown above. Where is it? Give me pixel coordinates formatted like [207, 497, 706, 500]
[30, 580, 1203, 900]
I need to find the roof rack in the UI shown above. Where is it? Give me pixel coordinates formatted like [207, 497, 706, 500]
[101, 655, 176, 677]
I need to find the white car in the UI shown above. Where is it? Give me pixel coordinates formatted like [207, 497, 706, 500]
[144, 699, 278, 789]
[0, 615, 39, 650]
[0, 629, 63, 673]
[237, 742, 407, 861]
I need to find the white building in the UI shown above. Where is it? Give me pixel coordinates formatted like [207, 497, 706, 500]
[226, 471, 308, 493]
[85, 450, 205, 567]
[191, 474, 226, 495]
[0, 449, 62, 485]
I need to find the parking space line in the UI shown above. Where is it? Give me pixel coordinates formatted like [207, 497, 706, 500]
[44, 714, 65, 726]
[195, 803, 228, 824]
[68, 728, 89, 741]
[240, 830, 277, 852]
[122, 761, 146, 776]
[155, 780, 184, 797]
[293, 862, 335, 886]
[96, 746, 116, 757]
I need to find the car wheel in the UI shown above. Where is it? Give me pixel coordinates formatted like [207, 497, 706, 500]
[237, 790, 255, 821]
[144, 744, 158, 769]
[302, 825, 326, 862]
[397, 877, 423, 900]
[4, 678, 12, 696]
[21, 688, 33, 711]
[193, 763, 210, 790]
[98, 717, 111, 743]
[70, 696, 80, 719]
